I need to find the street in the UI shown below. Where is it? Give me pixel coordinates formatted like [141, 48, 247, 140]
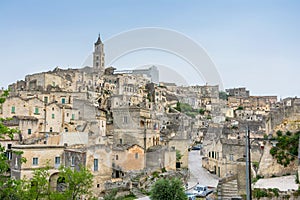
[187, 150, 219, 189]
[137, 150, 219, 200]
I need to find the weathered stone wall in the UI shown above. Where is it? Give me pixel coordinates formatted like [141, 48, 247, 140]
[11, 145, 65, 179]
[236, 161, 246, 196]
[168, 138, 189, 168]
[73, 99, 96, 121]
[86, 145, 113, 196]
[64, 149, 86, 170]
[146, 146, 176, 170]
[258, 143, 298, 177]
[113, 145, 145, 172]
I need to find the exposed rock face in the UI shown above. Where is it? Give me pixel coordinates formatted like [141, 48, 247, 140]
[258, 143, 297, 177]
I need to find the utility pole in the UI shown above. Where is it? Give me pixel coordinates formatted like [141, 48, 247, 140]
[246, 126, 252, 200]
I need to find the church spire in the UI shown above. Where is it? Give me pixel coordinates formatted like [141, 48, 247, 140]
[93, 33, 105, 74]
[95, 34, 102, 45]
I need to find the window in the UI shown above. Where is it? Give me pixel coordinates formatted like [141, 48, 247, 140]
[52, 114, 55, 119]
[55, 157, 60, 165]
[66, 113, 69, 117]
[6, 151, 12, 160]
[119, 139, 122, 144]
[61, 98, 65, 104]
[44, 96, 48, 103]
[32, 157, 38, 165]
[34, 107, 39, 114]
[71, 156, 75, 166]
[64, 127, 68, 132]
[229, 154, 234, 161]
[50, 127, 53, 132]
[28, 129, 32, 135]
[94, 159, 98, 171]
[11, 106, 15, 113]
[123, 116, 128, 124]
[115, 155, 118, 160]
[71, 114, 75, 120]
[135, 153, 139, 159]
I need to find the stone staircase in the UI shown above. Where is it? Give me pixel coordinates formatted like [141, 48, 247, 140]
[131, 188, 146, 199]
[217, 175, 242, 200]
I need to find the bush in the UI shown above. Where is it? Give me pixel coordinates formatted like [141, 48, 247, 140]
[152, 171, 160, 178]
[150, 178, 187, 200]
[276, 130, 283, 137]
[161, 167, 167, 173]
[270, 147, 277, 156]
[253, 188, 269, 199]
[270, 130, 300, 167]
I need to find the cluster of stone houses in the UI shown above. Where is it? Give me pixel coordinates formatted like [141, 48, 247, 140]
[202, 86, 300, 195]
[2, 35, 299, 198]
[0, 35, 221, 197]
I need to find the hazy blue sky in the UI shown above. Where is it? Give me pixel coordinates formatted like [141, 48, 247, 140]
[0, 0, 299, 97]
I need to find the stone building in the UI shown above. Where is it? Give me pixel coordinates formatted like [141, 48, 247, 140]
[226, 87, 250, 98]
[115, 65, 159, 84]
[93, 34, 105, 74]
[10, 144, 65, 180]
[145, 145, 176, 171]
[112, 144, 145, 178]
[112, 106, 160, 150]
[202, 138, 262, 178]
[160, 113, 191, 168]
[64, 144, 112, 196]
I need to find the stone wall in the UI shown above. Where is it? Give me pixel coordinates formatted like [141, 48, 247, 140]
[11, 145, 65, 179]
[258, 143, 298, 177]
[146, 146, 176, 170]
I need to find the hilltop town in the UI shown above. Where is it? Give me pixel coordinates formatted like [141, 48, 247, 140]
[1, 35, 300, 199]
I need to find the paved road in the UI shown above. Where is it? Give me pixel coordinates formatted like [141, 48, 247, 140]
[187, 150, 219, 190]
[137, 150, 219, 200]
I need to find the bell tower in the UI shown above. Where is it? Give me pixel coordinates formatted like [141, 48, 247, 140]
[93, 34, 105, 74]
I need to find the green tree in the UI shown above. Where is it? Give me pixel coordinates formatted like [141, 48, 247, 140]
[176, 150, 183, 162]
[23, 167, 52, 200]
[0, 90, 25, 199]
[219, 91, 228, 100]
[270, 131, 300, 167]
[150, 178, 187, 200]
[59, 165, 94, 200]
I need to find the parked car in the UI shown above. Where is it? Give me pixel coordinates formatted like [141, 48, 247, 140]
[191, 144, 202, 150]
[185, 192, 196, 200]
[193, 185, 213, 197]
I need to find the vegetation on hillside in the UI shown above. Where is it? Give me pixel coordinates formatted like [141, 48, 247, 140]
[219, 91, 228, 100]
[175, 102, 205, 118]
[269, 130, 300, 167]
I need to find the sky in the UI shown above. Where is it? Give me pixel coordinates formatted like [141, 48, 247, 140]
[0, 0, 299, 97]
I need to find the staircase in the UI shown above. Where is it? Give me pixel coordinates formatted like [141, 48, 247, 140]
[217, 175, 242, 200]
[130, 173, 147, 198]
[131, 187, 146, 199]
